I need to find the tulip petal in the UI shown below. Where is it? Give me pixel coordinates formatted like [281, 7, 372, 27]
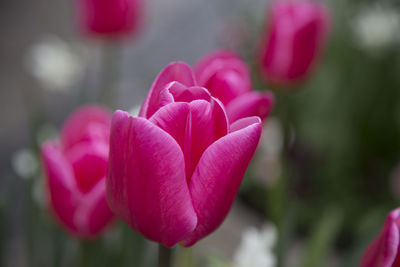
[74, 178, 115, 238]
[140, 62, 196, 118]
[61, 105, 111, 151]
[170, 85, 211, 103]
[361, 208, 400, 267]
[230, 116, 263, 133]
[194, 50, 251, 104]
[184, 99, 228, 180]
[194, 50, 250, 91]
[226, 91, 274, 123]
[205, 69, 250, 105]
[65, 142, 109, 192]
[149, 102, 190, 149]
[183, 117, 262, 246]
[41, 142, 80, 233]
[107, 111, 197, 247]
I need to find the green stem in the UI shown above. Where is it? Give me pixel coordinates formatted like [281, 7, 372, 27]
[158, 245, 173, 267]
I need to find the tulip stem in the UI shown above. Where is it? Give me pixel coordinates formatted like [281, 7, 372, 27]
[158, 245, 172, 267]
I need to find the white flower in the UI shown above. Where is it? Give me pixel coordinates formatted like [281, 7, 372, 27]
[233, 224, 277, 267]
[26, 35, 86, 92]
[352, 5, 400, 52]
[11, 149, 38, 179]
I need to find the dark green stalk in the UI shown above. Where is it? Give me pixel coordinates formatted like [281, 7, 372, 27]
[158, 245, 173, 267]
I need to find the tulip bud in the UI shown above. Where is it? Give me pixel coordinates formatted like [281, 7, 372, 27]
[107, 62, 263, 247]
[258, 0, 330, 87]
[360, 207, 400, 267]
[76, 0, 143, 38]
[41, 105, 114, 238]
[194, 50, 274, 123]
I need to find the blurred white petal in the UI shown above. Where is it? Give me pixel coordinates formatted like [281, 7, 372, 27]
[352, 5, 400, 52]
[233, 223, 277, 267]
[26, 35, 86, 92]
[11, 149, 37, 179]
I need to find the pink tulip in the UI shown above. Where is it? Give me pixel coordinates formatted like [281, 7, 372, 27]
[76, 0, 142, 38]
[258, 0, 330, 87]
[41, 105, 115, 238]
[107, 62, 262, 247]
[360, 208, 400, 267]
[194, 50, 274, 123]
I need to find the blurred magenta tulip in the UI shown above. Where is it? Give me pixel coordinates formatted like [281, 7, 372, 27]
[258, 0, 330, 87]
[76, 0, 142, 38]
[194, 50, 274, 123]
[360, 208, 400, 267]
[107, 62, 262, 247]
[41, 105, 114, 238]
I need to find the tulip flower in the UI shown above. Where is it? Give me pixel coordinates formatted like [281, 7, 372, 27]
[360, 207, 400, 267]
[107, 62, 262, 247]
[76, 0, 142, 38]
[41, 105, 114, 238]
[258, 0, 330, 87]
[194, 50, 274, 123]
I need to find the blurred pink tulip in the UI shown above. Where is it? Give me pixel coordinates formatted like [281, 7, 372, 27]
[41, 105, 115, 238]
[194, 50, 274, 123]
[76, 0, 142, 38]
[258, 0, 330, 87]
[107, 62, 262, 247]
[360, 207, 400, 267]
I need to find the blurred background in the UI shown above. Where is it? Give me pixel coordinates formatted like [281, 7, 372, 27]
[1, 0, 400, 266]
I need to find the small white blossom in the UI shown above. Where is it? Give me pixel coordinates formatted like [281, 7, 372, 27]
[26, 35, 86, 92]
[11, 149, 38, 179]
[352, 5, 400, 52]
[233, 224, 277, 267]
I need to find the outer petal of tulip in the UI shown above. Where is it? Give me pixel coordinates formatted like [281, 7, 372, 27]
[61, 105, 111, 150]
[194, 50, 251, 105]
[194, 50, 250, 91]
[140, 62, 196, 118]
[360, 208, 400, 267]
[226, 91, 274, 123]
[107, 111, 197, 247]
[74, 179, 115, 237]
[182, 117, 262, 246]
[41, 142, 80, 234]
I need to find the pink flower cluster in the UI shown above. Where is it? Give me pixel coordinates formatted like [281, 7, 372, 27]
[42, 0, 335, 249]
[41, 52, 273, 244]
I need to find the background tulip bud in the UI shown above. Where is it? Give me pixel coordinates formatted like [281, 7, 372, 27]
[360, 208, 400, 267]
[76, 0, 143, 38]
[194, 50, 274, 123]
[258, 0, 330, 87]
[41, 105, 114, 238]
[107, 62, 262, 247]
